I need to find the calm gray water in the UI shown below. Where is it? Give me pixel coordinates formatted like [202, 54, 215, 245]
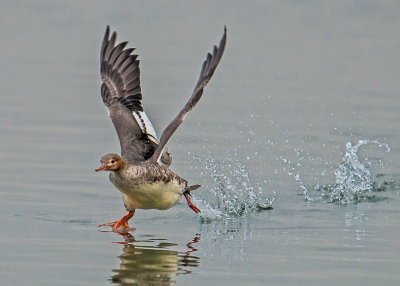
[1, 1, 400, 285]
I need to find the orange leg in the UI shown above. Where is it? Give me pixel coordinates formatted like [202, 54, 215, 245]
[184, 193, 201, 214]
[98, 210, 135, 231]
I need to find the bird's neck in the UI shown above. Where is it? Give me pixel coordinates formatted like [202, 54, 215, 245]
[115, 160, 128, 172]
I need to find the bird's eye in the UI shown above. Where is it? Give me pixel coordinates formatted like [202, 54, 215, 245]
[111, 160, 115, 164]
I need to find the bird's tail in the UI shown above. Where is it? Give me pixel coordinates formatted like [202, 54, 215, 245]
[184, 184, 201, 195]
[189, 184, 201, 191]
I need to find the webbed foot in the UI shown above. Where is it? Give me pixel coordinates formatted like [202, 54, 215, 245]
[98, 210, 135, 232]
[184, 193, 201, 213]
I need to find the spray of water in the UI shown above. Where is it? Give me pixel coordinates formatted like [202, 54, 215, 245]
[190, 154, 275, 222]
[329, 139, 390, 204]
[285, 139, 391, 205]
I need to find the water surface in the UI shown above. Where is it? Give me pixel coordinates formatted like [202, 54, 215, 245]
[1, 1, 399, 285]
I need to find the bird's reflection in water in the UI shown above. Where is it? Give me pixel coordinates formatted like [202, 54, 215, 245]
[110, 233, 200, 286]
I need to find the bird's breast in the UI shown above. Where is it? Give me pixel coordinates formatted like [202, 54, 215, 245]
[110, 172, 184, 210]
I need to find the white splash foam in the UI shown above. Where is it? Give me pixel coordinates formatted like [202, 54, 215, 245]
[190, 154, 275, 221]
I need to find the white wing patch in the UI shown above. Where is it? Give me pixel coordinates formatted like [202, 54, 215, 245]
[105, 106, 111, 117]
[132, 111, 159, 144]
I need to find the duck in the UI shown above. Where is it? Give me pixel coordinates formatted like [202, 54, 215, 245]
[96, 25, 226, 232]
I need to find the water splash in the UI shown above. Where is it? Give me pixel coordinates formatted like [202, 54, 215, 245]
[329, 139, 390, 204]
[286, 139, 391, 205]
[190, 154, 275, 222]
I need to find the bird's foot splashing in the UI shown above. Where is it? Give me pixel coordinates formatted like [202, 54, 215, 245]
[190, 154, 276, 222]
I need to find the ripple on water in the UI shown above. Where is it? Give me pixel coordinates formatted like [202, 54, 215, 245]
[110, 234, 201, 284]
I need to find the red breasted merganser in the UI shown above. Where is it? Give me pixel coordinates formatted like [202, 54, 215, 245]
[96, 26, 226, 231]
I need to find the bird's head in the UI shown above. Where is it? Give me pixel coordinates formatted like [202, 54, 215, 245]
[95, 153, 126, 172]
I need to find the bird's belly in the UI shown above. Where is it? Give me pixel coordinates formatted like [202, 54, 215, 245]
[113, 180, 183, 210]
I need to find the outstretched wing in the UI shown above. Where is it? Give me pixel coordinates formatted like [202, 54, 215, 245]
[100, 25, 159, 163]
[149, 27, 227, 164]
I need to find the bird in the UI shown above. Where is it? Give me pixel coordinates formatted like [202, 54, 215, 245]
[95, 25, 226, 232]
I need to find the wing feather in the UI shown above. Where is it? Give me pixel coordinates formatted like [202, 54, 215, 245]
[100, 26, 161, 163]
[149, 27, 227, 164]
